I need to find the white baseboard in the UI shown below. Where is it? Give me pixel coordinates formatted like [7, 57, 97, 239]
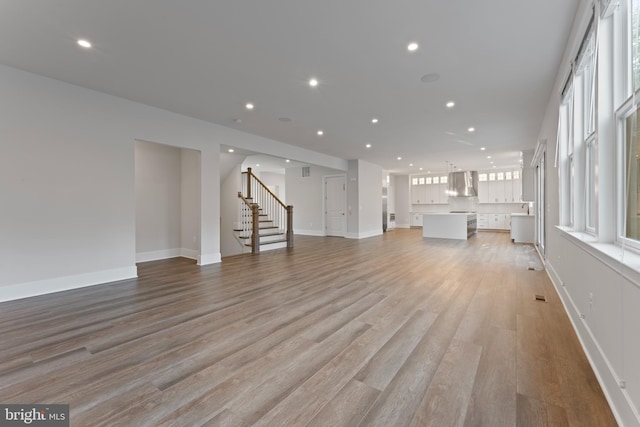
[136, 248, 182, 263]
[180, 248, 199, 261]
[294, 229, 326, 237]
[199, 252, 222, 265]
[345, 230, 383, 239]
[396, 223, 411, 229]
[0, 266, 138, 303]
[545, 260, 639, 427]
[136, 248, 201, 263]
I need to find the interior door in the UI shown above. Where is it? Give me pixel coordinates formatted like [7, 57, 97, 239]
[324, 175, 346, 237]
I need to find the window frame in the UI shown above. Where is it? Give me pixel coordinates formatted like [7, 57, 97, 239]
[616, 96, 640, 251]
[585, 134, 598, 233]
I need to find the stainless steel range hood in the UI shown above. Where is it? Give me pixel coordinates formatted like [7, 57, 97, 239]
[448, 171, 478, 197]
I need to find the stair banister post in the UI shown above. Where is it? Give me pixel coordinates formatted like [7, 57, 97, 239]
[247, 167, 252, 200]
[286, 205, 294, 248]
[251, 203, 260, 254]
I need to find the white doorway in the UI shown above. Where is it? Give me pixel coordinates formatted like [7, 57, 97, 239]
[324, 175, 346, 237]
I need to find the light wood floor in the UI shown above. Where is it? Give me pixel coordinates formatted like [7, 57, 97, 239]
[0, 229, 617, 426]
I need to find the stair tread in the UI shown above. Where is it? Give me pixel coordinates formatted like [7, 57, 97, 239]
[237, 232, 285, 239]
[244, 238, 287, 247]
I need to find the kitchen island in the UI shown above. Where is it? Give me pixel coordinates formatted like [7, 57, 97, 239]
[422, 213, 477, 240]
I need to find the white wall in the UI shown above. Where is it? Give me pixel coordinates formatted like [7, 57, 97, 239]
[0, 64, 347, 302]
[259, 171, 286, 203]
[181, 148, 201, 259]
[135, 141, 182, 259]
[357, 160, 383, 238]
[220, 164, 246, 257]
[394, 175, 410, 228]
[285, 165, 343, 236]
[538, 3, 640, 425]
[135, 142, 201, 262]
[345, 159, 383, 239]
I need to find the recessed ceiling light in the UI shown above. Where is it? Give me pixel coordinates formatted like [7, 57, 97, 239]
[317, 130, 324, 136]
[397, 156, 402, 160]
[490, 161, 494, 164]
[467, 127, 475, 132]
[365, 143, 372, 148]
[228, 148, 234, 153]
[419, 167, 423, 171]
[285, 159, 290, 163]
[407, 42, 419, 52]
[409, 163, 414, 167]
[480, 147, 486, 151]
[77, 39, 92, 48]
[420, 73, 440, 83]
[492, 165, 496, 168]
[309, 78, 319, 87]
[371, 118, 379, 124]
[446, 101, 455, 108]
[427, 170, 431, 174]
[487, 156, 492, 159]
[245, 103, 254, 110]
[256, 164, 260, 167]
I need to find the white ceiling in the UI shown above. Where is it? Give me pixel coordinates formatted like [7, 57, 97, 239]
[0, 1, 579, 174]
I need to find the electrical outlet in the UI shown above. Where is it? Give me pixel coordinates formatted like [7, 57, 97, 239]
[589, 292, 593, 308]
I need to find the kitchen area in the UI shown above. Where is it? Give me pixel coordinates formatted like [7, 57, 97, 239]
[399, 167, 534, 243]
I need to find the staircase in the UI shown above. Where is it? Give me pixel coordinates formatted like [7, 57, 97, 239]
[235, 168, 293, 253]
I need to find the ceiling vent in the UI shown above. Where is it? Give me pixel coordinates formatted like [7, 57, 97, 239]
[302, 166, 310, 177]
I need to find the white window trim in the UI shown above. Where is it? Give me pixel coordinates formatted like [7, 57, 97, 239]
[586, 134, 598, 234]
[616, 96, 640, 252]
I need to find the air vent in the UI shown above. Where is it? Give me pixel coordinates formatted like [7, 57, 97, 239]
[534, 294, 547, 302]
[302, 166, 310, 177]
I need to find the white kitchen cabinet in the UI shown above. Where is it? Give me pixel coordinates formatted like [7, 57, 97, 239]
[485, 213, 510, 230]
[410, 212, 423, 227]
[512, 176, 522, 202]
[425, 182, 436, 204]
[477, 214, 489, 229]
[411, 177, 427, 204]
[478, 181, 489, 203]
[511, 213, 534, 243]
[477, 169, 523, 203]
[412, 175, 449, 204]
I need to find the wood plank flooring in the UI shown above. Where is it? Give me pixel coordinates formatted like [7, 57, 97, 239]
[0, 229, 617, 426]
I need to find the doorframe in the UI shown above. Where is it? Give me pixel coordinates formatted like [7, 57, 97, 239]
[323, 174, 347, 237]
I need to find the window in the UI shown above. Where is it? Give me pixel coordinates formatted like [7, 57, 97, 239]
[479, 173, 487, 182]
[577, 27, 597, 233]
[433, 176, 439, 184]
[419, 177, 425, 185]
[505, 171, 512, 180]
[513, 170, 520, 180]
[489, 173, 496, 181]
[579, 31, 597, 137]
[569, 153, 575, 227]
[497, 172, 504, 181]
[586, 135, 597, 231]
[560, 80, 574, 228]
[632, 0, 640, 90]
[425, 177, 432, 184]
[412, 177, 418, 185]
[621, 106, 640, 243]
[440, 175, 448, 184]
